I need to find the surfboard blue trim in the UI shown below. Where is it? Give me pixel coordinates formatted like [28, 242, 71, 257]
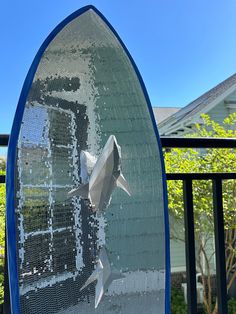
[7, 4, 170, 313]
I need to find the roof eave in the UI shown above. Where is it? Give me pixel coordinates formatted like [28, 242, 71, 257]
[159, 82, 236, 135]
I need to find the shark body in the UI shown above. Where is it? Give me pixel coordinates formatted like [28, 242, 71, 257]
[68, 135, 131, 211]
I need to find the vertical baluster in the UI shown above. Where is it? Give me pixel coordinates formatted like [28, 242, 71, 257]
[213, 178, 228, 314]
[183, 179, 197, 314]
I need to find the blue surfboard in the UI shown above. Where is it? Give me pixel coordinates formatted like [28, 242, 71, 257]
[7, 6, 170, 314]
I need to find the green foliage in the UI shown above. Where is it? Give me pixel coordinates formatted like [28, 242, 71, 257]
[0, 184, 5, 257]
[228, 298, 236, 314]
[0, 157, 5, 304]
[165, 113, 236, 236]
[0, 157, 6, 174]
[171, 288, 187, 314]
[0, 265, 3, 304]
[165, 113, 236, 314]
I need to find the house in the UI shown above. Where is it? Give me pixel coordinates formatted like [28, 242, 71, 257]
[152, 74, 236, 274]
[157, 73, 236, 136]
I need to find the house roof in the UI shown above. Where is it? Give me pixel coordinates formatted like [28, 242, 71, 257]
[158, 73, 236, 133]
[152, 107, 180, 124]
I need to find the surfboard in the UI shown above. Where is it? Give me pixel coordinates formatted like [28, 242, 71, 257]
[6, 5, 170, 314]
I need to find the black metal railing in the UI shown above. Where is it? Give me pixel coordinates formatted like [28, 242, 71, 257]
[164, 137, 236, 314]
[1, 134, 236, 314]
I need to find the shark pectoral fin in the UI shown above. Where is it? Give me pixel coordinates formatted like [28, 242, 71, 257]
[67, 183, 89, 199]
[116, 173, 131, 196]
[80, 268, 100, 291]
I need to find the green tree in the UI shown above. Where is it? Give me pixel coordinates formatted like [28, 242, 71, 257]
[0, 157, 5, 304]
[165, 113, 236, 314]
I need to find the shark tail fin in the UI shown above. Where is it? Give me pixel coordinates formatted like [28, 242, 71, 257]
[68, 183, 89, 198]
[116, 173, 131, 196]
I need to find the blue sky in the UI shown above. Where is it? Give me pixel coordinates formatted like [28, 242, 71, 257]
[1, 0, 236, 135]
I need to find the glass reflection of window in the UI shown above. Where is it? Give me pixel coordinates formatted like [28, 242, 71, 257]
[17, 104, 81, 292]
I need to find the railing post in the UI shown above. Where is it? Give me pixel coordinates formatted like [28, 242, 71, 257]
[183, 179, 197, 314]
[212, 178, 228, 314]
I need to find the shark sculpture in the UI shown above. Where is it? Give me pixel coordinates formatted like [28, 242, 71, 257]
[68, 135, 131, 211]
[80, 247, 124, 308]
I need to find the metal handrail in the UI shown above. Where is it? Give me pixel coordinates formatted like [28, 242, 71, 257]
[161, 136, 236, 148]
[0, 135, 9, 147]
[1, 134, 236, 148]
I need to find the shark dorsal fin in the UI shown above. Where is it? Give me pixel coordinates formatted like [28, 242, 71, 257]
[80, 151, 97, 184]
[116, 173, 131, 196]
[68, 183, 89, 198]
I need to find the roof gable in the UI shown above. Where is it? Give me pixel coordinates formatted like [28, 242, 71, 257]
[159, 73, 236, 133]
